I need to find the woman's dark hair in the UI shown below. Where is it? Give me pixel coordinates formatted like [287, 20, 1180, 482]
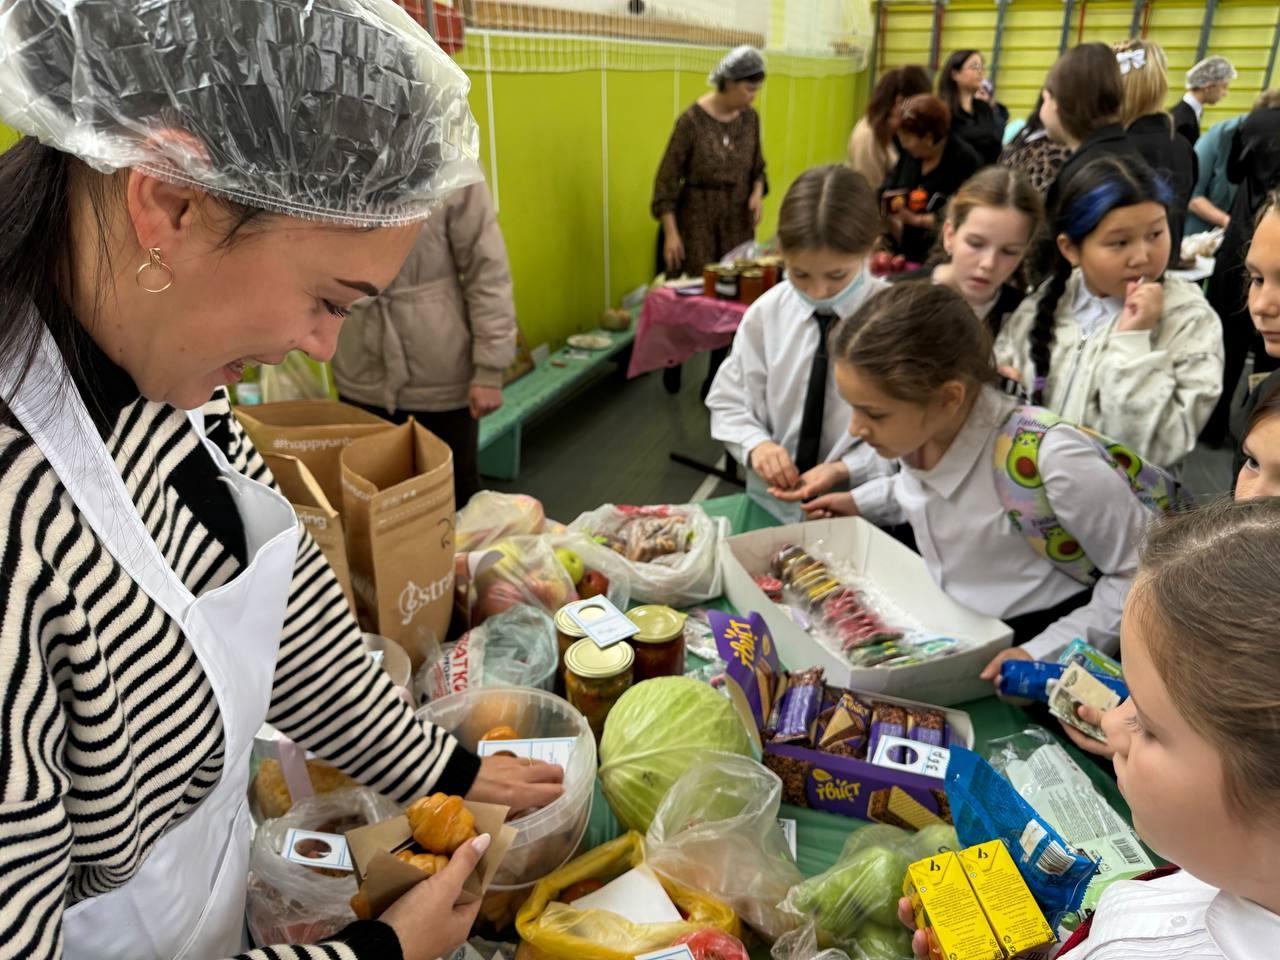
[777, 164, 881, 256]
[1027, 153, 1172, 403]
[898, 94, 951, 145]
[829, 282, 998, 402]
[0, 139, 268, 425]
[938, 49, 981, 119]
[717, 71, 766, 93]
[867, 65, 933, 143]
[1044, 43, 1124, 143]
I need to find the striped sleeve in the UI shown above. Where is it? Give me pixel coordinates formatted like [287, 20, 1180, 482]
[235, 921, 403, 960]
[205, 395, 481, 800]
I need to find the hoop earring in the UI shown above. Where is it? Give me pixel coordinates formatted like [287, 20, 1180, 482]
[136, 248, 175, 294]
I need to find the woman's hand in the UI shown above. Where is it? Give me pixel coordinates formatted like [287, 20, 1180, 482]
[663, 228, 686, 275]
[382, 834, 491, 960]
[466, 755, 564, 816]
[897, 897, 935, 959]
[750, 441, 800, 490]
[749, 186, 764, 227]
[771, 461, 849, 503]
[1115, 279, 1163, 333]
[469, 385, 504, 420]
[801, 492, 859, 520]
[980, 646, 1032, 687]
[1059, 705, 1116, 759]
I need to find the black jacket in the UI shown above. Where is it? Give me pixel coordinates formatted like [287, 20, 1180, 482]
[1171, 98, 1200, 146]
[1127, 112, 1198, 265]
[950, 98, 1005, 166]
[881, 135, 984, 263]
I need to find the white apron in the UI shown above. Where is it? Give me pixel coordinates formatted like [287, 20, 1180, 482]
[0, 326, 300, 960]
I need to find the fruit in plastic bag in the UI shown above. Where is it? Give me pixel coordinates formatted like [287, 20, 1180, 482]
[674, 929, 751, 960]
[852, 921, 912, 960]
[909, 823, 959, 861]
[788, 845, 909, 940]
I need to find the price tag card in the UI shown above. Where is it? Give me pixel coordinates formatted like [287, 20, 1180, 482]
[563, 596, 638, 649]
[635, 948, 696, 960]
[778, 818, 798, 859]
[280, 829, 353, 872]
[870, 734, 950, 780]
[476, 737, 575, 769]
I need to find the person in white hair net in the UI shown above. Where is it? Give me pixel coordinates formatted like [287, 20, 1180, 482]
[651, 44, 768, 395]
[1172, 55, 1237, 145]
[0, 3, 564, 960]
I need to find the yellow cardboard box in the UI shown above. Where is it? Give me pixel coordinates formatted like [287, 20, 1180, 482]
[903, 852, 1003, 960]
[960, 840, 1057, 958]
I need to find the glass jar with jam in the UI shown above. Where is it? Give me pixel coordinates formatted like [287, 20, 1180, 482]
[553, 605, 589, 696]
[564, 639, 634, 741]
[624, 605, 686, 682]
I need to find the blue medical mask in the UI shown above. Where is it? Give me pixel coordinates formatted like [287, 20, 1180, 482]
[792, 267, 866, 313]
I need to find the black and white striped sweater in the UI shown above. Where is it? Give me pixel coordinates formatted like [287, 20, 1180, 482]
[0, 339, 479, 960]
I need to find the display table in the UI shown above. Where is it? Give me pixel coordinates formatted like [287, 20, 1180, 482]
[627, 287, 748, 379]
[584, 493, 1135, 881]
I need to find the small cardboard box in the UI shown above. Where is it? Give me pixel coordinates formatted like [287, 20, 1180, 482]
[904, 852, 1003, 960]
[960, 841, 1057, 958]
[720, 516, 1013, 706]
[716, 610, 971, 825]
[345, 802, 518, 917]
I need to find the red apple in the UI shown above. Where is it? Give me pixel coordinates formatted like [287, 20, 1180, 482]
[578, 570, 610, 599]
[473, 580, 526, 624]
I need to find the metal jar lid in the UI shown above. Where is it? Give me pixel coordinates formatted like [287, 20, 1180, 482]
[554, 605, 589, 638]
[564, 638, 634, 679]
[625, 605, 686, 644]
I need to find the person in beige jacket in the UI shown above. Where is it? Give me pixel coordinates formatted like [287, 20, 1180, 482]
[334, 181, 516, 505]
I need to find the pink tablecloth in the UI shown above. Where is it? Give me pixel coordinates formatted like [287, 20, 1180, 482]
[627, 287, 749, 379]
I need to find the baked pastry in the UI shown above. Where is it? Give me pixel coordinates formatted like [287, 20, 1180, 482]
[479, 725, 520, 742]
[350, 889, 373, 921]
[254, 758, 359, 818]
[396, 849, 449, 876]
[405, 793, 477, 854]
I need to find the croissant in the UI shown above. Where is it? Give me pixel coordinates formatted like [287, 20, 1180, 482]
[480, 725, 520, 742]
[350, 889, 373, 921]
[396, 849, 449, 876]
[405, 793, 477, 854]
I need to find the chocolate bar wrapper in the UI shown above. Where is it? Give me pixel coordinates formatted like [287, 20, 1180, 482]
[770, 545, 807, 579]
[906, 708, 948, 748]
[816, 691, 872, 758]
[771, 668, 824, 745]
[867, 703, 907, 760]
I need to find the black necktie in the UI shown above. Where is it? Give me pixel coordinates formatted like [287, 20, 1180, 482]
[795, 311, 835, 475]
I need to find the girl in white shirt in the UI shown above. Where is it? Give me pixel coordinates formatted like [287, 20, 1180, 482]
[804, 282, 1151, 660]
[996, 153, 1224, 468]
[707, 164, 890, 520]
[898, 498, 1280, 960]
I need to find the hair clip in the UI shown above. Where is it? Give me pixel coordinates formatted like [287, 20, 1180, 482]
[1116, 48, 1147, 75]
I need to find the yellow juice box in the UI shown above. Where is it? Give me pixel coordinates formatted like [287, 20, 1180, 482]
[960, 841, 1058, 958]
[903, 852, 1003, 960]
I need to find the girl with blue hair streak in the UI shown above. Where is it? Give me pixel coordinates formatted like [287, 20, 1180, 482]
[996, 154, 1224, 468]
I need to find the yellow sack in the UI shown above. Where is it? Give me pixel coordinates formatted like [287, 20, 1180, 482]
[515, 833, 740, 960]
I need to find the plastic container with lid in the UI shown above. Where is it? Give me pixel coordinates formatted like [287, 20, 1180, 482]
[564, 639, 634, 742]
[624, 605, 687, 682]
[415, 686, 595, 890]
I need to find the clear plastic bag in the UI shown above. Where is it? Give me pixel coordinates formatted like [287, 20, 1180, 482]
[465, 536, 578, 625]
[543, 531, 633, 612]
[771, 922, 853, 960]
[416, 603, 560, 700]
[646, 753, 802, 943]
[567, 504, 724, 607]
[259, 353, 334, 403]
[457, 493, 548, 551]
[247, 787, 400, 947]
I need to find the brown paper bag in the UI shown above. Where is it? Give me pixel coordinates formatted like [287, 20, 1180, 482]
[235, 400, 393, 512]
[262, 452, 357, 616]
[341, 420, 455, 668]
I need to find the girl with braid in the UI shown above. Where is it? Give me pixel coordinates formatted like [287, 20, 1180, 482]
[995, 154, 1223, 469]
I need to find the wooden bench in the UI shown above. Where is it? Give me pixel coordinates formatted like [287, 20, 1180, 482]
[478, 326, 636, 480]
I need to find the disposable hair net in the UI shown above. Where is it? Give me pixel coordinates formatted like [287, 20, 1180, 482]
[0, 0, 482, 226]
[1186, 55, 1237, 89]
[709, 45, 766, 87]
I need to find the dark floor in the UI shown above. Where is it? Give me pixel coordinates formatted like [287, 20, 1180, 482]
[485, 349, 1239, 519]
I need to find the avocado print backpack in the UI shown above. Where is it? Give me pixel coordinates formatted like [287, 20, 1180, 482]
[993, 406, 1193, 585]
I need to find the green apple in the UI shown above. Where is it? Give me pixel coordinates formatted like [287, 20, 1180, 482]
[554, 547, 585, 585]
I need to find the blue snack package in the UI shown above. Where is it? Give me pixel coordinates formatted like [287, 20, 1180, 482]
[999, 659, 1129, 703]
[1058, 638, 1125, 680]
[945, 745, 1098, 927]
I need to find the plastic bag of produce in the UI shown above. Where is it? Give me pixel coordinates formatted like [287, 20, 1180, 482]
[770, 921, 853, 960]
[464, 536, 578, 626]
[544, 531, 634, 611]
[457, 492, 548, 552]
[781, 823, 958, 953]
[247, 788, 400, 946]
[567, 504, 725, 606]
[599, 677, 756, 833]
[417, 603, 560, 700]
[646, 753, 802, 942]
[514, 832, 740, 960]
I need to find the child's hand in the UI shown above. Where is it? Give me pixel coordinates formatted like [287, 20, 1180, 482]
[897, 896, 936, 959]
[1116, 278, 1163, 333]
[980, 646, 1032, 686]
[802, 492, 859, 519]
[1059, 705, 1117, 759]
[750, 442, 800, 490]
[771, 462, 849, 502]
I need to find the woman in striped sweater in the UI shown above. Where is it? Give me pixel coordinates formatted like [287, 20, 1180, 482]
[0, 3, 561, 960]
